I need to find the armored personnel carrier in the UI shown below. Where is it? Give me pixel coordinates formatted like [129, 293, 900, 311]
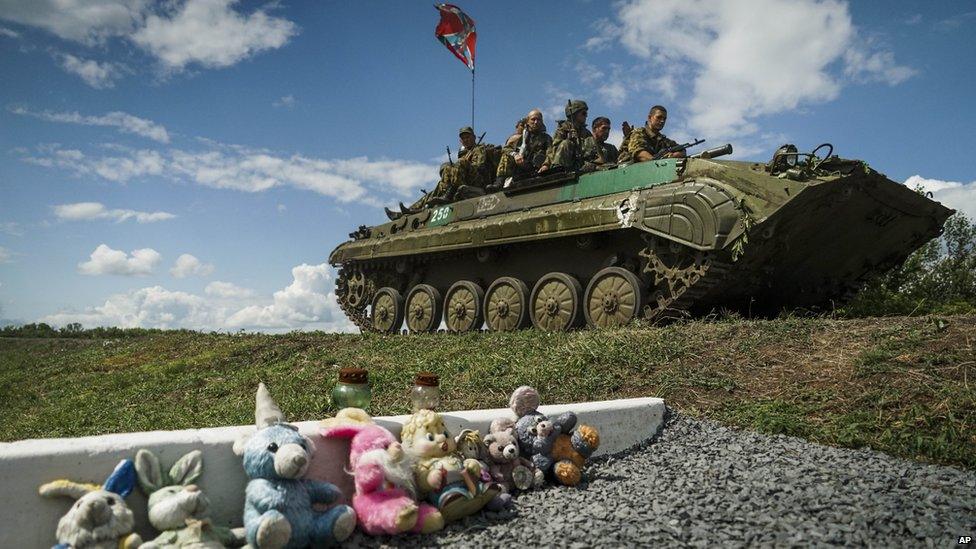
[330, 143, 953, 333]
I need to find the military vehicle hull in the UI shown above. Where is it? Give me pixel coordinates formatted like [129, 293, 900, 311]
[330, 156, 952, 332]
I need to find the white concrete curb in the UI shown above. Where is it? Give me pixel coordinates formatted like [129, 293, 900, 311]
[0, 397, 664, 547]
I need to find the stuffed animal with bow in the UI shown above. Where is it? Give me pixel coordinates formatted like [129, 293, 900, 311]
[39, 459, 143, 549]
[233, 383, 356, 548]
[135, 448, 245, 547]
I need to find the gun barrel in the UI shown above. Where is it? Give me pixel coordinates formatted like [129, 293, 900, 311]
[691, 144, 733, 160]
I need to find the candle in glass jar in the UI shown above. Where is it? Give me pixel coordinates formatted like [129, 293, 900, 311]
[410, 372, 440, 411]
[332, 367, 371, 410]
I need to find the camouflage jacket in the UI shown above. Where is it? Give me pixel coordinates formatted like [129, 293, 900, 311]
[455, 143, 500, 188]
[627, 125, 679, 160]
[504, 129, 552, 169]
[582, 136, 619, 166]
[546, 120, 593, 169]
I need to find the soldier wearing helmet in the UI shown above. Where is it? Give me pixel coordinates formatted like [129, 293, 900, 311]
[391, 126, 498, 219]
[628, 105, 683, 162]
[539, 100, 593, 173]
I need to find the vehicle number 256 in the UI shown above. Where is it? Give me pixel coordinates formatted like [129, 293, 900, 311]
[430, 206, 452, 225]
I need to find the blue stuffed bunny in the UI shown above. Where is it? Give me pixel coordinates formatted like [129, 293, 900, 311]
[233, 383, 356, 548]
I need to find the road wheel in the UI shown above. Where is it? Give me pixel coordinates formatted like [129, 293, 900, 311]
[405, 284, 442, 333]
[584, 267, 644, 328]
[370, 287, 404, 334]
[444, 280, 485, 333]
[484, 277, 530, 332]
[530, 272, 583, 332]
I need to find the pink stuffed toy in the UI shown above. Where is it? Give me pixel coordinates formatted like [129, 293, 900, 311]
[322, 422, 444, 536]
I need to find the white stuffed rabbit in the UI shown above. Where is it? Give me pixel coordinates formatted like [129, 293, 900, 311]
[39, 459, 143, 549]
[135, 448, 245, 548]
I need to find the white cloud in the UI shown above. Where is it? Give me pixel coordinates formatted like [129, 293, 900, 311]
[0, 0, 148, 44]
[12, 107, 170, 143]
[170, 253, 214, 278]
[277, 204, 287, 212]
[608, 0, 915, 140]
[0, 222, 23, 237]
[78, 244, 161, 276]
[41, 286, 218, 330]
[205, 280, 255, 299]
[225, 263, 345, 329]
[56, 53, 124, 89]
[53, 202, 176, 223]
[131, 0, 297, 71]
[843, 48, 917, 85]
[0, 246, 11, 264]
[0, 26, 19, 38]
[41, 263, 357, 332]
[273, 95, 296, 108]
[904, 175, 976, 220]
[21, 142, 438, 203]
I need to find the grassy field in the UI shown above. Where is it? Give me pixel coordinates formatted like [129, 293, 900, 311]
[1, 315, 974, 469]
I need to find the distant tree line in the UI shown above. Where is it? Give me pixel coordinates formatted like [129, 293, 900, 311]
[843, 212, 976, 316]
[0, 322, 164, 339]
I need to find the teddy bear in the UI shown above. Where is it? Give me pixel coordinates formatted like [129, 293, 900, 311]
[483, 418, 543, 498]
[39, 459, 143, 549]
[399, 409, 500, 523]
[233, 383, 356, 548]
[508, 386, 600, 486]
[134, 448, 245, 548]
[321, 408, 444, 536]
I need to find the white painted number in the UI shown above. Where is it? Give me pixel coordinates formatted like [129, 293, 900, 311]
[431, 206, 451, 224]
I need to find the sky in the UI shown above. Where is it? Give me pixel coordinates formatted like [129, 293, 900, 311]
[1, 0, 974, 333]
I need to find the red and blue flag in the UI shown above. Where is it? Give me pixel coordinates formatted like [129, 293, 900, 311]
[434, 4, 476, 71]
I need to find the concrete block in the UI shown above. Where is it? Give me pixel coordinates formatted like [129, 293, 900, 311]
[0, 397, 664, 547]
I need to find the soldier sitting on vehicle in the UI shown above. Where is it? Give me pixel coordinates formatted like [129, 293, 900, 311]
[504, 117, 527, 149]
[539, 100, 592, 174]
[581, 116, 619, 172]
[617, 120, 634, 163]
[389, 126, 498, 220]
[628, 105, 685, 162]
[495, 109, 552, 185]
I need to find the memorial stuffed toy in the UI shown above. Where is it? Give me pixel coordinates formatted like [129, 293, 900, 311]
[134, 448, 245, 548]
[321, 409, 444, 535]
[399, 409, 500, 523]
[508, 385, 600, 486]
[233, 383, 356, 548]
[454, 428, 510, 510]
[483, 419, 544, 498]
[38, 459, 143, 549]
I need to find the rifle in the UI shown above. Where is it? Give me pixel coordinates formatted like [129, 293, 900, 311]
[653, 138, 705, 160]
[477, 131, 486, 144]
[446, 146, 454, 166]
[516, 127, 529, 159]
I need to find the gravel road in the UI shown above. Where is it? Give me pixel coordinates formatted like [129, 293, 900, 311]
[345, 410, 976, 548]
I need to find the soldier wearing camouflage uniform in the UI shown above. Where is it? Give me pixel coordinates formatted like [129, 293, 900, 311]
[540, 100, 592, 173]
[628, 105, 684, 162]
[496, 109, 552, 182]
[581, 116, 618, 172]
[392, 127, 498, 219]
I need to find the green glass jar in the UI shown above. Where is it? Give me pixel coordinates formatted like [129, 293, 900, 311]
[410, 372, 440, 412]
[332, 367, 371, 410]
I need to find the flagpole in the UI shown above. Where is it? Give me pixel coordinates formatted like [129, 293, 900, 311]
[471, 68, 475, 130]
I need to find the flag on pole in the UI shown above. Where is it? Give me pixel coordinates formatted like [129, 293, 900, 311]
[434, 4, 476, 71]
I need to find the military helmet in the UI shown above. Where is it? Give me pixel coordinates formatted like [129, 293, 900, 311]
[565, 100, 588, 118]
[458, 126, 475, 136]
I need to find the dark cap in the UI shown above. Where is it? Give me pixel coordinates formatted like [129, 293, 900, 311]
[414, 372, 440, 387]
[458, 126, 475, 136]
[338, 367, 368, 384]
[565, 100, 588, 118]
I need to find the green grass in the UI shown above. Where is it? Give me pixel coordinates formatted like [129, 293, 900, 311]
[2, 315, 974, 469]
